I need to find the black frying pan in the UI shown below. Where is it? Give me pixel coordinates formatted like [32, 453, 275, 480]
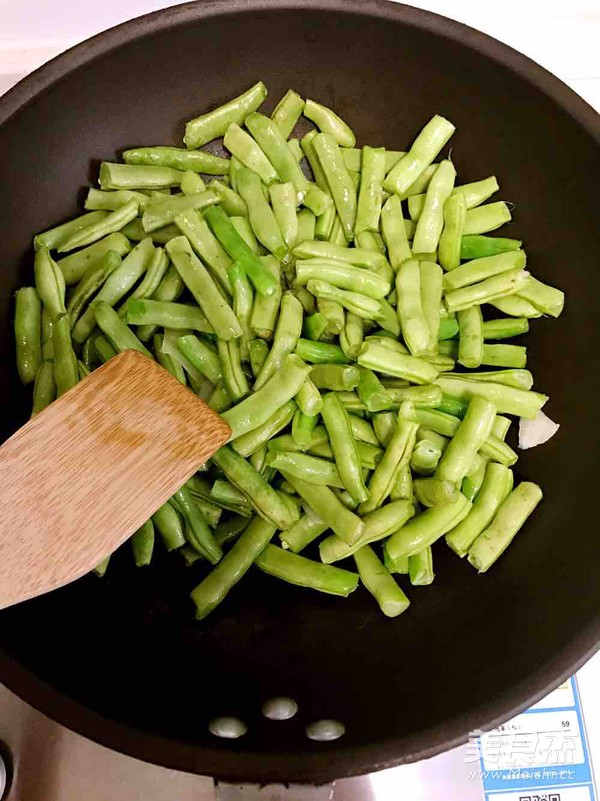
[0, 0, 599, 785]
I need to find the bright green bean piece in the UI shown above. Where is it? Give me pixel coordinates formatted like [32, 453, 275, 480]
[340, 312, 364, 360]
[463, 202, 511, 235]
[420, 261, 443, 352]
[280, 513, 329, 554]
[311, 364, 360, 391]
[100, 163, 185, 190]
[292, 408, 320, 448]
[272, 89, 304, 138]
[303, 98, 355, 147]
[122, 219, 180, 244]
[453, 176, 499, 208]
[67, 250, 122, 327]
[154, 334, 186, 384]
[152, 502, 186, 552]
[413, 477, 459, 507]
[436, 374, 546, 418]
[516, 276, 565, 318]
[357, 367, 393, 412]
[435, 396, 496, 485]
[93, 335, 117, 364]
[249, 338, 270, 378]
[123, 146, 229, 174]
[301, 313, 329, 342]
[34, 210, 109, 251]
[223, 123, 278, 185]
[93, 301, 153, 358]
[268, 451, 344, 488]
[270, 183, 299, 249]
[313, 133, 357, 242]
[490, 295, 542, 318]
[377, 298, 401, 337]
[438, 192, 466, 271]
[248, 256, 281, 340]
[355, 146, 386, 234]
[73, 238, 155, 343]
[461, 452, 488, 502]
[85, 188, 149, 212]
[354, 545, 410, 617]
[468, 482, 542, 572]
[210, 480, 253, 515]
[127, 299, 212, 333]
[236, 167, 287, 259]
[31, 361, 56, 416]
[321, 393, 368, 503]
[296, 259, 390, 299]
[294, 286, 316, 316]
[184, 81, 267, 149]
[358, 341, 439, 385]
[460, 235, 522, 260]
[481, 343, 527, 368]
[391, 462, 413, 501]
[58, 233, 131, 285]
[296, 209, 317, 244]
[447, 463, 512, 556]
[217, 338, 249, 401]
[295, 338, 350, 364]
[222, 353, 311, 440]
[142, 191, 219, 233]
[492, 415, 512, 441]
[482, 317, 529, 340]
[278, 472, 364, 545]
[246, 112, 309, 196]
[295, 378, 323, 416]
[15, 287, 42, 384]
[457, 306, 483, 369]
[444, 369, 532, 391]
[131, 520, 155, 566]
[257, 544, 358, 596]
[232, 401, 296, 458]
[307, 280, 383, 321]
[176, 334, 222, 384]
[320, 499, 414, 564]
[438, 317, 458, 342]
[359, 402, 418, 514]
[383, 115, 455, 196]
[445, 250, 527, 292]
[445, 268, 530, 314]
[212, 446, 295, 530]
[191, 515, 276, 619]
[35, 247, 67, 319]
[293, 239, 390, 272]
[396, 258, 429, 356]
[52, 314, 79, 396]
[204, 205, 279, 297]
[409, 547, 435, 586]
[412, 160, 456, 254]
[381, 195, 412, 269]
[385, 384, 443, 408]
[175, 209, 233, 293]
[410, 438, 442, 475]
[385, 493, 471, 564]
[255, 294, 303, 389]
[303, 184, 333, 217]
[210, 180, 248, 217]
[166, 236, 241, 340]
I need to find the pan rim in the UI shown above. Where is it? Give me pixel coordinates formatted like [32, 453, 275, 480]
[1, 0, 599, 784]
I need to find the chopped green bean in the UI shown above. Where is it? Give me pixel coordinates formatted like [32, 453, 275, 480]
[184, 81, 267, 149]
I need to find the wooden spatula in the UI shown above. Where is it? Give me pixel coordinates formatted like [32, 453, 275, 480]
[0, 350, 230, 610]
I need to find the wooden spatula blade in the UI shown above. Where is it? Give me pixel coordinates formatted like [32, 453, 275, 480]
[0, 350, 230, 609]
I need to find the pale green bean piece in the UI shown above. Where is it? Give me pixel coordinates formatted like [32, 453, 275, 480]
[412, 161, 456, 254]
[223, 123, 278, 185]
[354, 545, 410, 617]
[438, 192, 466, 271]
[272, 89, 304, 138]
[463, 202, 511, 235]
[381, 195, 411, 269]
[304, 98, 356, 147]
[313, 133, 357, 242]
[457, 306, 483, 369]
[270, 183, 299, 249]
[355, 146, 386, 234]
[383, 115, 455, 196]
[184, 81, 267, 149]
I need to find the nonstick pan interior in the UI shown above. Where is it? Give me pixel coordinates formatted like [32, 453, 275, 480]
[0, 0, 599, 784]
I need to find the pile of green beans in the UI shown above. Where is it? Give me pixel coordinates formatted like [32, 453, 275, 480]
[15, 82, 562, 620]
